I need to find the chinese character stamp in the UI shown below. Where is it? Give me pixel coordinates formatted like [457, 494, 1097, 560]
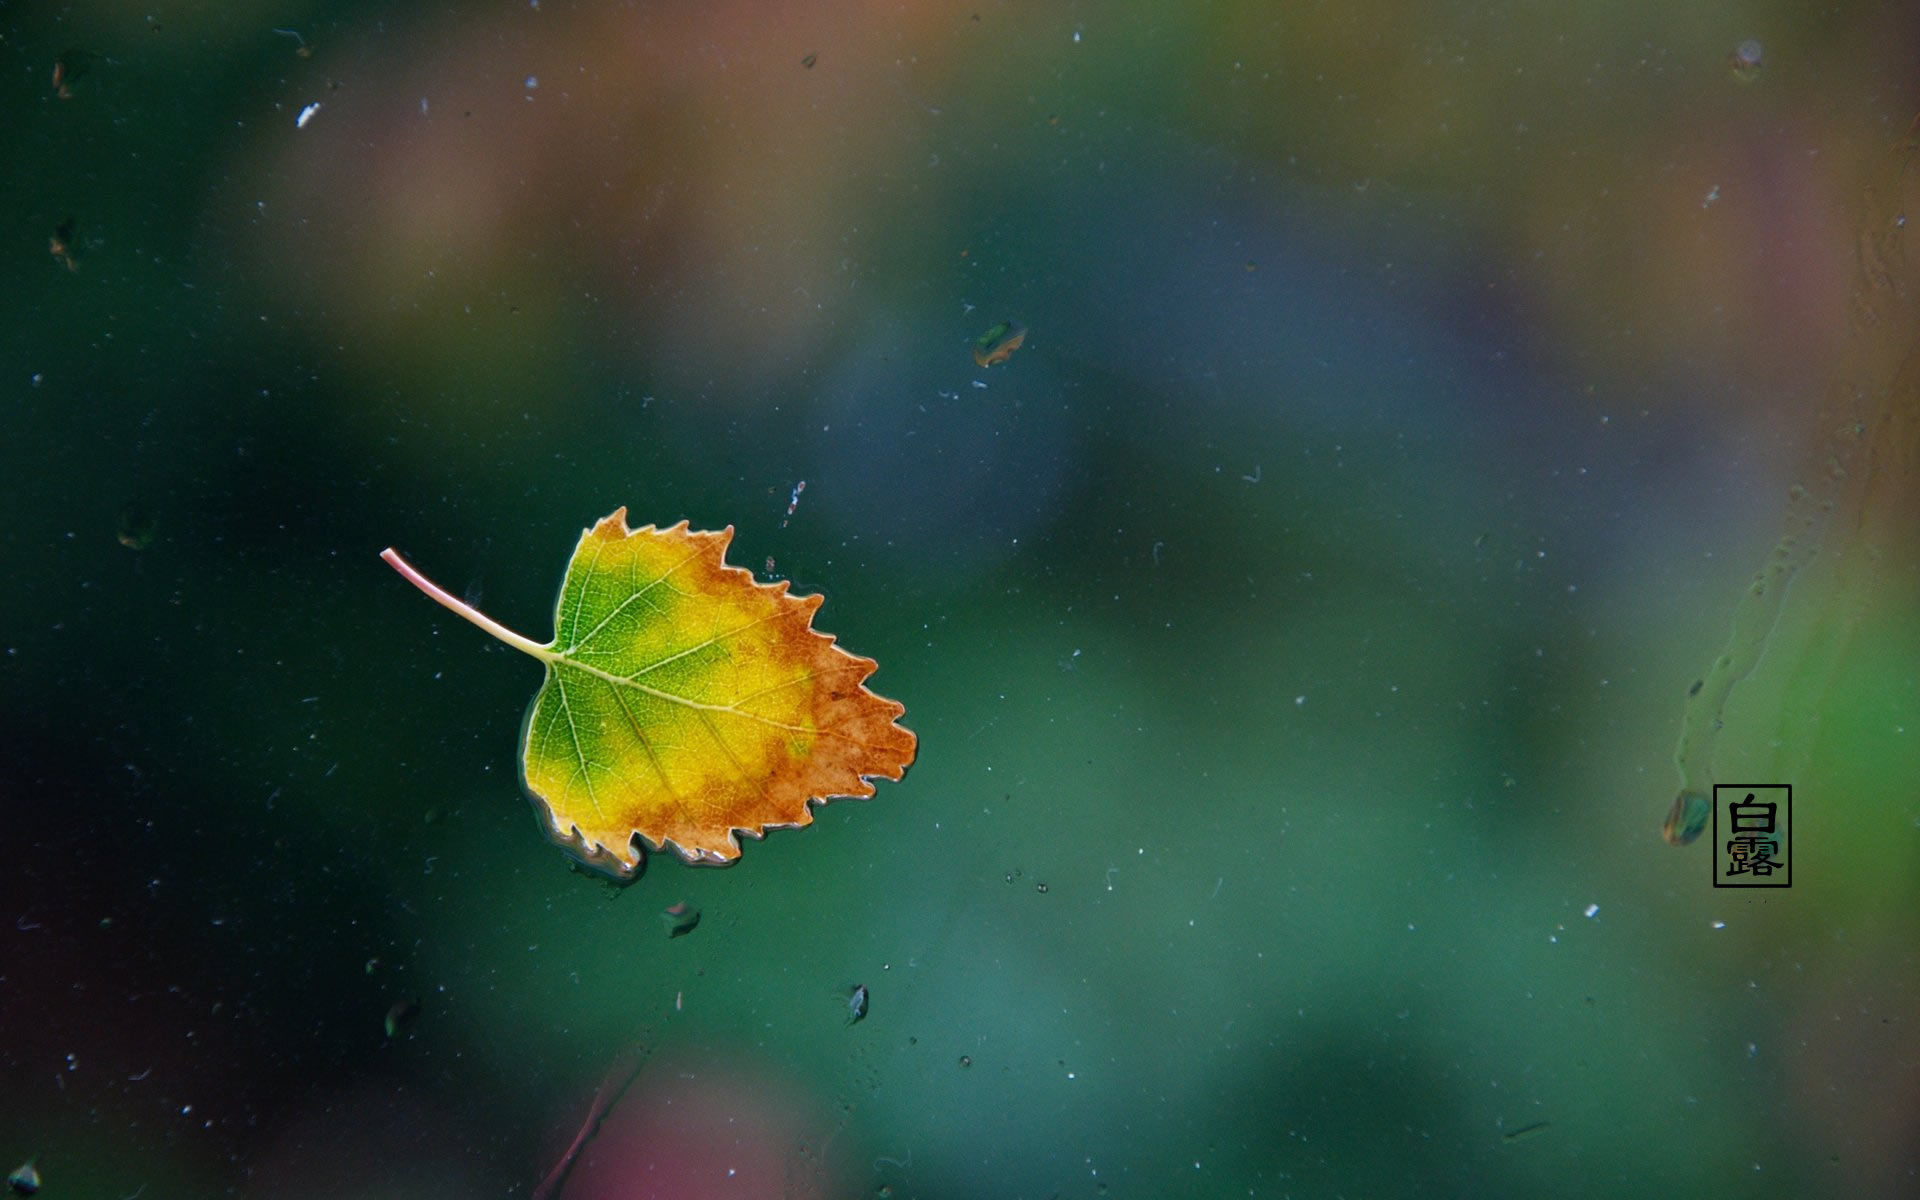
[1712, 785, 1791, 888]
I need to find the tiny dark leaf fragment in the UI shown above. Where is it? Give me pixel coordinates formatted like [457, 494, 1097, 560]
[7, 1160, 41, 1196]
[661, 902, 701, 938]
[117, 502, 156, 549]
[50, 218, 79, 272]
[52, 50, 92, 99]
[1503, 1120, 1551, 1143]
[972, 319, 1027, 367]
[385, 997, 421, 1038]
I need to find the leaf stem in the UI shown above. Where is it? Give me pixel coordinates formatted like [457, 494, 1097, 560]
[380, 547, 553, 661]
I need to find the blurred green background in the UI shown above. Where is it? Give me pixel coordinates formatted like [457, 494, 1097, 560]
[4, 1, 1918, 1197]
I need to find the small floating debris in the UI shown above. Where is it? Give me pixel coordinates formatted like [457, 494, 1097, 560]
[1502, 1120, 1551, 1143]
[801, 52, 818, 69]
[272, 28, 315, 58]
[1663, 789, 1711, 846]
[116, 502, 156, 549]
[384, 997, 421, 1038]
[661, 901, 701, 938]
[1729, 39, 1764, 83]
[7, 1160, 40, 1196]
[296, 102, 322, 129]
[972, 319, 1027, 368]
[49, 218, 78, 273]
[846, 983, 869, 1025]
[52, 50, 92, 99]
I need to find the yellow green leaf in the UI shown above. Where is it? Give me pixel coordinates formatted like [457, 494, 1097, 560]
[381, 509, 916, 874]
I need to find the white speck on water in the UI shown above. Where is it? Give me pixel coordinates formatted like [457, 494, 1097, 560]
[1583, 903, 1599, 919]
[295, 102, 321, 128]
[1712, 920, 1727, 930]
[525, 75, 538, 89]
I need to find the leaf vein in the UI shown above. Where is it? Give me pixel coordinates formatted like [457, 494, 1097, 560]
[553, 669, 604, 823]
[609, 684, 694, 835]
[564, 545, 705, 653]
[624, 609, 792, 681]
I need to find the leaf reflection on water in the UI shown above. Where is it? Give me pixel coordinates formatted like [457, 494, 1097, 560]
[1666, 125, 1920, 845]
